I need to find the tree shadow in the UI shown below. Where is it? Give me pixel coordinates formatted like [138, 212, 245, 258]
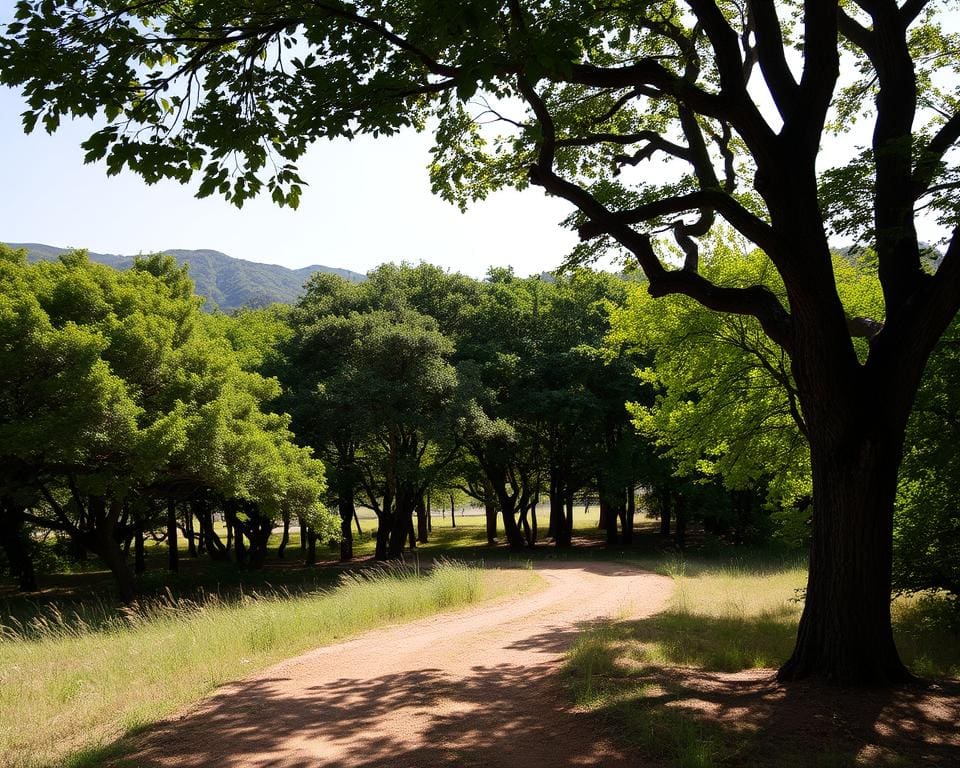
[113, 660, 632, 768]
[562, 615, 960, 767]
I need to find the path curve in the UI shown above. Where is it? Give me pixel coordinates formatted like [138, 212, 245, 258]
[125, 562, 672, 768]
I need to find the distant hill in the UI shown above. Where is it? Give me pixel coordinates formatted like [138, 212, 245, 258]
[5, 242, 366, 311]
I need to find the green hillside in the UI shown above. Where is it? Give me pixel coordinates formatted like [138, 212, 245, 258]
[5, 242, 365, 310]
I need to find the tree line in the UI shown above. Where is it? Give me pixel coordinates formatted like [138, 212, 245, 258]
[3, 244, 956, 616]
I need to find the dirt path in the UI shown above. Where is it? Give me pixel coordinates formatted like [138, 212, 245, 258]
[123, 562, 672, 768]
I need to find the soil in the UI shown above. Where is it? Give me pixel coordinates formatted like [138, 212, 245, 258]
[116, 559, 959, 767]
[120, 561, 673, 767]
[658, 668, 960, 766]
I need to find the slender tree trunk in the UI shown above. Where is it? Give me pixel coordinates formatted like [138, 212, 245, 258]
[234, 525, 247, 566]
[659, 488, 672, 536]
[167, 499, 180, 573]
[305, 527, 317, 565]
[278, 516, 290, 558]
[605, 501, 619, 546]
[674, 493, 687, 549]
[134, 521, 146, 575]
[339, 480, 355, 562]
[621, 485, 635, 545]
[195, 500, 228, 561]
[554, 488, 573, 549]
[519, 503, 532, 547]
[374, 503, 390, 560]
[427, 492, 432, 533]
[185, 506, 197, 557]
[416, 496, 429, 544]
[501, 505, 525, 549]
[407, 515, 417, 551]
[248, 516, 272, 569]
[487, 498, 500, 545]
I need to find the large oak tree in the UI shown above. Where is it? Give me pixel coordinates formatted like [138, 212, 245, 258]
[2, 0, 958, 683]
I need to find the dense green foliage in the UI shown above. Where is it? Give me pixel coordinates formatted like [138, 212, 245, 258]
[0, 244, 333, 601]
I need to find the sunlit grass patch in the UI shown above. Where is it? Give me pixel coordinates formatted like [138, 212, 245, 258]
[565, 555, 960, 768]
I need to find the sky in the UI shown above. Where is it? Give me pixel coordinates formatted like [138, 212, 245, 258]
[0, 81, 580, 278]
[1, 6, 955, 277]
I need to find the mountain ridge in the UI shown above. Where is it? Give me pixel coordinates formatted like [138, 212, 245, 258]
[4, 242, 366, 311]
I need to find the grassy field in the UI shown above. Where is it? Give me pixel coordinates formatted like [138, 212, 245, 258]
[564, 555, 960, 768]
[0, 561, 542, 768]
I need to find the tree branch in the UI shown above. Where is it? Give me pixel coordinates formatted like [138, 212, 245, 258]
[746, 0, 799, 118]
[913, 112, 960, 197]
[899, 0, 931, 24]
[577, 188, 778, 254]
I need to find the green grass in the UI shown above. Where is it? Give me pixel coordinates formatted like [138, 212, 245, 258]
[0, 561, 541, 768]
[564, 555, 960, 768]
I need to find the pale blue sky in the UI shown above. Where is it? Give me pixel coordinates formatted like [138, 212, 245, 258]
[0, 80, 580, 277]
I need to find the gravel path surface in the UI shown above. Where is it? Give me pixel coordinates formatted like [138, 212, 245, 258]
[124, 561, 672, 768]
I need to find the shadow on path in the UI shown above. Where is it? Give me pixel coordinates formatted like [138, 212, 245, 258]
[124, 657, 625, 767]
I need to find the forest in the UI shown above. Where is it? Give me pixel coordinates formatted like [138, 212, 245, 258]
[2, 240, 957, 611]
[1, 0, 959, 763]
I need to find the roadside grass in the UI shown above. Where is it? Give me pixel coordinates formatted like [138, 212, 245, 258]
[0, 561, 541, 768]
[564, 556, 960, 768]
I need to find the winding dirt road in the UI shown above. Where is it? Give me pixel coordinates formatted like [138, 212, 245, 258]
[124, 562, 672, 768]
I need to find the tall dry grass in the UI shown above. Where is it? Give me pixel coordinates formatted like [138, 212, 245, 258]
[0, 561, 537, 768]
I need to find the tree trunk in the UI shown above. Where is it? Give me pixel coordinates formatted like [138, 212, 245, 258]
[185, 507, 198, 557]
[779, 429, 911, 684]
[674, 493, 687, 549]
[622, 485, 635, 545]
[554, 488, 573, 549]
[339, 480, 355, 562]
[167, 499, 180, 573]
[659, 488, 672, 536]
[0, 501, 37, 592]
[277, 516, 290, 558]
[486, 499, 499, 545]
[88, 498, 136, 603]
[501, 504, 525, 549]
[134, 521, 146, 575]
[305, 527, 317, 565]
[407, 515, 417, 551]
[416, 496, 429, 544]
[195, 500, 228, 561]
